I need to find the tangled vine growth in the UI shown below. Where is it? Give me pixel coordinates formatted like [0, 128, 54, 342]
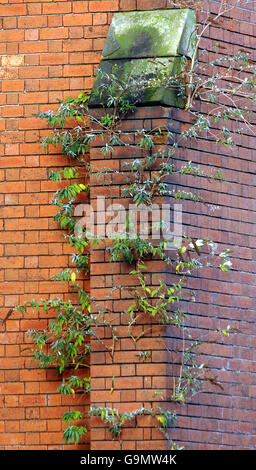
[11, 0, 256, 449]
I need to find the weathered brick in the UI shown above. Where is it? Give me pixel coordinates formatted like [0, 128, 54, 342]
[89, 1, 118, 12]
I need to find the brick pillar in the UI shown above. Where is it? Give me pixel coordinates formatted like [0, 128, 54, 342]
[89, 105, 180, 450]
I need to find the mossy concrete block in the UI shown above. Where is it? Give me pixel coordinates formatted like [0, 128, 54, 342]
[88, 57, 185, 108]
[89, 8, 196, 109]
[102, 9, 196, 60]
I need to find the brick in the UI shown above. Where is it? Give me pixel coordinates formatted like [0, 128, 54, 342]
[137, 0, 167, 9]
[2, 80, 24, 92]
[42, 2, 72, 14]
[1, 106, 23, 118]
[18, 16, 47, 29]
[40, 78, 70, 91]
[63, 14, 93, 26]
[27, 3, 42, 15]
[40, 28, 69, 40]
[19, 395, 46, 407]
[4, 421, 20, 433]
[89, 1, 119, 12]
[39, 53, 68, 66]
[0, 182, 25, 194]
[20, 92, 48, 105]
[63, 39, 92, 52]
[19, 41, 48, 54]
[0, 30, 24, 42]
[93, 13, 108, 25]
[20, 420, 46, 432]
[83, 25, 109, 38]
[20, 168, 47, 180]
[0, 434, 25, 445]
[18, 118, 46, 130]
[24, 30, 39, 41]
[63, 65, 93, 77]
[120, 0, 136, 10]
[20, 370, 46, 382]
[73, 2, 89, 13]
[19, 67, 48, 79]
[0, 382, 24, 395]
[0, 5, 27, 16]
[4, 370, 20, 382]
[39, 432, 66, 445]
[1, 55, 24, 67]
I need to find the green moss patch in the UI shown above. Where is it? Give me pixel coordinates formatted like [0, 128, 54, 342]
[88, 57, 185, 108]
[89, 9, 195, 109]
[102, 9, 196, 60]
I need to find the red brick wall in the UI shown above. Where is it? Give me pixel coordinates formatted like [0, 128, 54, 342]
[0, 0, 104, 450]
[0, 0, 256, 451]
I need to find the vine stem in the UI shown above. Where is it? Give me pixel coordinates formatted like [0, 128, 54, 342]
[185, 0, 255, 111]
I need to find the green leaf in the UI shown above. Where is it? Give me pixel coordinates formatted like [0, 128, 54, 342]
[157, 416, 167, 428]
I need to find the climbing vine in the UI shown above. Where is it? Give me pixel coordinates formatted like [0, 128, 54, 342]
[11, 0, 256, 449]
